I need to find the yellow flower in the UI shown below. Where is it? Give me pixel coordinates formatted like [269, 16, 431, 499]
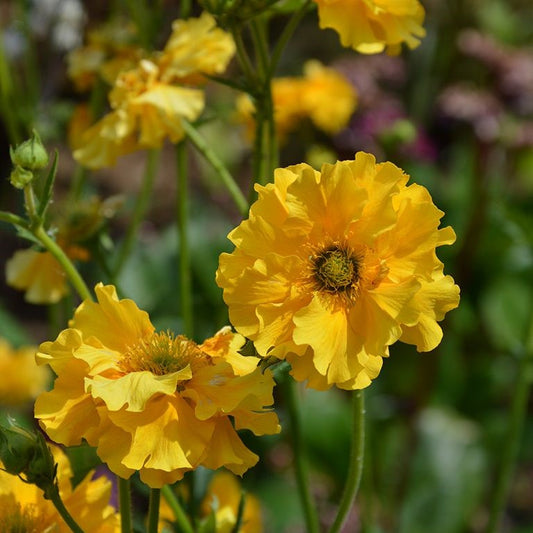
[0, 339, 49, 406]
[35, 284, 280, 488]
[236, 61, 356, 141]
[160, 470, 263, 533]
[313, 0, 426, 55]
[216, 152, 460, 390]
[0, 445, 120, 532]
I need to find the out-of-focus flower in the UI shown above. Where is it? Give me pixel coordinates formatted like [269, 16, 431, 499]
[0, 445, 120, 532]
[0, 339, 49, 406]
[236, 61, 357, 141]
[35, 284, 280, 488]
[313, 0, 425, 55]
[217, 152, 460, 390]
[160, 470, 263, 532]
[74, 13, 235, 169]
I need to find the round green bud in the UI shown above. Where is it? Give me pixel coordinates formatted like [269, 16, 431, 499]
[9, 165, 34, 189]
[10, 130, 49, 171]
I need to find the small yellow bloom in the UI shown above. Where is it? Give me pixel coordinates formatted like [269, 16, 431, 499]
[313, 0, 426, 55]
[0, 445, 120, 532]
[216, 152, 460, 390]
[236, 61, 357, 141]
[35, 284, 280, 488]
[0, 339, 49, 406]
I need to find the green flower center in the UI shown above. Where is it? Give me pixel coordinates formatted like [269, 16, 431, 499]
[312, 246, 359, 293]
[120, 331, 200, 376]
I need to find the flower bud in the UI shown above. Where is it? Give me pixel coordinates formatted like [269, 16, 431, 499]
[9, 165, 34, 189]
[10, 130, 49, 171]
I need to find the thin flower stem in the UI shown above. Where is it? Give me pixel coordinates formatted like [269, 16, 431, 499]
[487, 310, 533, 533]
[329, 390, 365, 533]
[0, 211, 29, 229]
[113, 149, 160, 277]
[181, 119, 248, 216]
[230, 26, 257, 86]
[161, 485, 195, 533]
[48, 485, 85, 533]
[0, 31, 22, 143]
[180, 0, 192, 18]
[283, 377, 320, 533]
[176, 142, 193, 338]
[147, 488, 161, 533]
[118, 477, 133, 533]
[34, 226, 92, 302]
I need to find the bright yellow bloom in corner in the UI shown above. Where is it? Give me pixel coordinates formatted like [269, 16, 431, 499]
[160, 471, 263, 532]
[313, 0, 426, 55]
[35, 284, 280, 488]
[216, 152, 460, 390]
[0, 339, 49, 406]
[0, 445, 120, 532]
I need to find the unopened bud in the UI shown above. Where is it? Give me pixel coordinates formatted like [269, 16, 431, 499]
[10, 130, 49, 171]
[9, 165, 34, 189]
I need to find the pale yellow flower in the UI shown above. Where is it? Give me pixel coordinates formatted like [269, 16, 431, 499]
[35, 284, 280, 488]
[313, 0, 426, 55]
[217, 153, 460, 390]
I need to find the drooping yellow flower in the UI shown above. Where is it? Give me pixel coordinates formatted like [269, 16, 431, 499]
[313, 0, 426, 55]
[160, 470, 263, 533]
[73, 13, 235, 169]
[0, 445, 120, 532]
[236, 61, 357, 141]
[35, 284, 280, 488]
[216, 152, 460, 390]
[0, 339, 49, 406]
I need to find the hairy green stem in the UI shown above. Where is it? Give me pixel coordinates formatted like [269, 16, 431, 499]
[176, 142, 193, 338]
[181, 119, 248, 215]
[118, 477, 133, 533]
[329, 390, 365, 533]
[113, 149, 160, 277]
[161, 485, 195, 533]
[284, 378, 320, 533]
[48, 485, 85, 533]
[147, 488, 161, 533]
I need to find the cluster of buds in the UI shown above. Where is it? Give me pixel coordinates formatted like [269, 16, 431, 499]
[9, 130, 49, 189]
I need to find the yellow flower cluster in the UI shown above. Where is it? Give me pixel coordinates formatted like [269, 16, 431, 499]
[236, 61, 357, 141]
[35, 284, 280, 488]
[74, 13, 235, 169]
[0, 446, 119, 532]
[313, 0, 426, 55]
[0, 339, 49, 406]
[217, 152, 460, 390]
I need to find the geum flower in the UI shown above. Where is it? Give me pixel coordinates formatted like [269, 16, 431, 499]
[74, 13, 235, 169]
[0, 445, 119, 532]
[217, 152, 460, 390]
[313, 0, 426, 55]
[35, 284, 280, 488]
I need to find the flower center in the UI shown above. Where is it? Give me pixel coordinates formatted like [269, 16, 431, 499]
[120, 331, 201, 376]
[0, 499, 40, 533]
[312, 245, 359, 293]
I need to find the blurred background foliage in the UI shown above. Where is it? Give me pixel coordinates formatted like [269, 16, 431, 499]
[1, 0, 533, 531]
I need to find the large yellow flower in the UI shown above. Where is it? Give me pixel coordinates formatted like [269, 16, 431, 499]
[313, 0, 426, 55]
[216, 152, 460, 390]
[0, 339, 49, 406]
[0, 445, 120, 532]
[35, 284, 280, 488]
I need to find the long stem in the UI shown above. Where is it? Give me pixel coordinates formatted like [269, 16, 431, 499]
[113, 149, 160, 277]
[487, 311, 533, 532]
[161, 485, 195, 533]
[176, 142, 193, 338]
[329, 390, 365, 533]
[48, 485, 85, 533]
[284, 377, 320, 533]
[118, 477, 133, 533]
[0, 211, 29, 229]
[34, 226, 92, 302]
[147, 488, 161, 533]
[181, 119, 248, 216]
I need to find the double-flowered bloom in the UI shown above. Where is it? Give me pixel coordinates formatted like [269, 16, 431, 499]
[217, 152, 460, 390]
[35, 284, 280, 488]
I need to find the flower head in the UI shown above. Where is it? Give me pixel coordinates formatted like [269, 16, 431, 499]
[216, 152, 460, 390]
[0, 445, 120, 532]
[313, 0, 426, 55]
[35, 284, 280, 488]
[0, 339, 49, 406]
